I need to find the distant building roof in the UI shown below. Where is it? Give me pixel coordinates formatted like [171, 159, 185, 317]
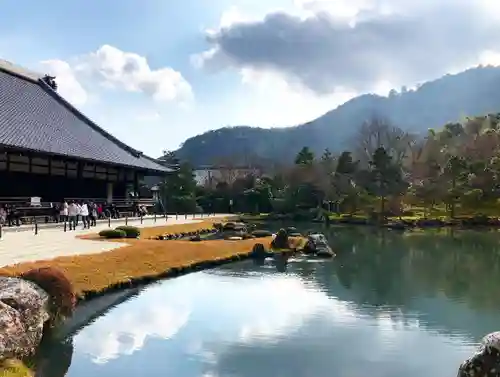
[0, 61, 171, 173]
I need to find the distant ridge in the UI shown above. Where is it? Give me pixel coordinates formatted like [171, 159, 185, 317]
[175, 65, 500, 165]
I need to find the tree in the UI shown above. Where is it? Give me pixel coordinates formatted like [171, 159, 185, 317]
[352, 117, 416, 168]
[332, 151, 359, 212]
[443, 155, 467, 217]
[366, 147, 407, 217]
[159, 150, 180, 167]
[294, 147, 315, 165]
[159, 162, 197, 212]
[42, 75, 57, 91]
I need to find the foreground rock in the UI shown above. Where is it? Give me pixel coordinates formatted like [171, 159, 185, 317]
[0, 277, 50, 359]
[303, 234, 336, 257]
[457, 332, 500, 376]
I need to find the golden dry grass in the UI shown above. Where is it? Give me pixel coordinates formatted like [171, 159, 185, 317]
[0, 218, 297, 299]
[78, 217, 226, 241]
[0, 238, 273, 299]
[0, 218, 305, 300]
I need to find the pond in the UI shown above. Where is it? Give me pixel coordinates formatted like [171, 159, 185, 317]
[36, 225, 500, 377]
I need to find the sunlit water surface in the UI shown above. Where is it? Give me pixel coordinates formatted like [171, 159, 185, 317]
[38, 226, 500, 377]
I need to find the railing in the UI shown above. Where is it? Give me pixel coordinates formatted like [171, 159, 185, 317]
[0, 211, 219, 239]
[0, 196, 163, 228]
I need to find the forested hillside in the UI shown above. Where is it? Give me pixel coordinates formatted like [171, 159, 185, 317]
[175, 65, 500, 165]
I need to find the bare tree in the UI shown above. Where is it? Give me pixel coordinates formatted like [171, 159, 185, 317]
[352, 117, 416, 168]
[211, 156, 261, 186]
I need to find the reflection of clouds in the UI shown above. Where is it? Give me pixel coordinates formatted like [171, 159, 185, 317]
[232, 276, 358, 342]
[73, 285, 191, 364]
[66, 262, 477, 376]
[188, 271, 473, 377]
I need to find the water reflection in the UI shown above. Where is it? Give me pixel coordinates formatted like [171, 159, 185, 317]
[39, 226, 500, 377]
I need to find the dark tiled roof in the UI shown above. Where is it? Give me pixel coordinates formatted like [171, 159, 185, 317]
[0, 67, 171, 173]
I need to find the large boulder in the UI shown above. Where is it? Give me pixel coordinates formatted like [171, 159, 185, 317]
[270, 229, 290, 250]
[250, 243, 272, 258]
[303, 234, 336, 258]
[457, 332, 500, 376]
[0, 277, 50, 359]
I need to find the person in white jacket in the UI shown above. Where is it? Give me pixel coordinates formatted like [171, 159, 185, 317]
[80, 202, 89, 228]
[59, 200, 68, 223]
[67, 201, 78, 230]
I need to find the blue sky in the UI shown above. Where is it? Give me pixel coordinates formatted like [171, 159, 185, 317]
[1, 0, 499, 157]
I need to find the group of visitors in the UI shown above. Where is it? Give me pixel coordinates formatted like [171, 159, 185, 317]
[0, 205, 21, 226]
[57, 200, 100, 230]
[0, 199, 150, 227]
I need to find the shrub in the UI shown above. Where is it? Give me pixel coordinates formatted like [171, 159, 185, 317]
[252, 229, 272, 238]
[115, 226, 141, 238]
[98, 229, 126, 239]
[20, 267, 75, 322]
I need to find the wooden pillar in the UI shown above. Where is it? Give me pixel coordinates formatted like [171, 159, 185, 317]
[134, 171, 139, 198]
[106, 182, 113, 204]
[77, 161, 83, 179]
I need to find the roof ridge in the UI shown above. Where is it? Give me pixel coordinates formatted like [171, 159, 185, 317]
[0, 59, 41, 82]
[38, 78, 144, 158]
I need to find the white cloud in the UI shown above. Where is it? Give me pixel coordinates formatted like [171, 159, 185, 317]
[135, 110, 161, 123]
[238, 67, 358, 125]
[40, 59, 88, 106]
[194, 0, 500, 97]
[75, 45, 193, 104]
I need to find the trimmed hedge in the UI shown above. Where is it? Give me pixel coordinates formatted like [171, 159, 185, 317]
[115, 226, 141, 238]
[20, 267, 75, 322]
[98, 229, 126, 239]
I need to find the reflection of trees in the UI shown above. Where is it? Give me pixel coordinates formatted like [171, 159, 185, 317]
[33, 332, 74, 377]
[295, 226, 500, 339]
[403, 230, 500, 311]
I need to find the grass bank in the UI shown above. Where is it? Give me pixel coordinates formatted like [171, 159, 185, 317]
[0, 219, 298, 302]
[239, 210, 500, 228]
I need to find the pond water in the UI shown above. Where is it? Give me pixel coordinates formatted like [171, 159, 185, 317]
[37, 225, 500, 377]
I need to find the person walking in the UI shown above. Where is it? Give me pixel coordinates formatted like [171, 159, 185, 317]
[75, 201, 82, 226]
[80, 201, 89, 228]
[60, 200, 68, 224]
[68, 201, 78, 230]
[89, 201, 97, 226]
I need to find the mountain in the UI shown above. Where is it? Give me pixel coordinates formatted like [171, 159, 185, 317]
[176, 65, 500, 166]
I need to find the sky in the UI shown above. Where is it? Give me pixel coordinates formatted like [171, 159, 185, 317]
[1, 0, 500, 158]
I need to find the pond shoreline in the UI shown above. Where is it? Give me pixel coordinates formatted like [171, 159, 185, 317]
[244, 214, 500, 230]
[77, 249, 255, 303]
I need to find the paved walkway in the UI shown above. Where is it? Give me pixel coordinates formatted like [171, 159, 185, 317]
[0, 214, 231, 268]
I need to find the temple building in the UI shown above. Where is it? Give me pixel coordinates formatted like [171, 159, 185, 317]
[0, 60, 172, 205]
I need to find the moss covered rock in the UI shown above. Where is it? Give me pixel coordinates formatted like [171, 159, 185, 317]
[252, 230, 272, 238]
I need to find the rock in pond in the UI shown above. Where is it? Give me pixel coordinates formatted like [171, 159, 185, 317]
[0, 277, 51, 359]
[303, 233, 336, 258]
[250, 243, 273, 258]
